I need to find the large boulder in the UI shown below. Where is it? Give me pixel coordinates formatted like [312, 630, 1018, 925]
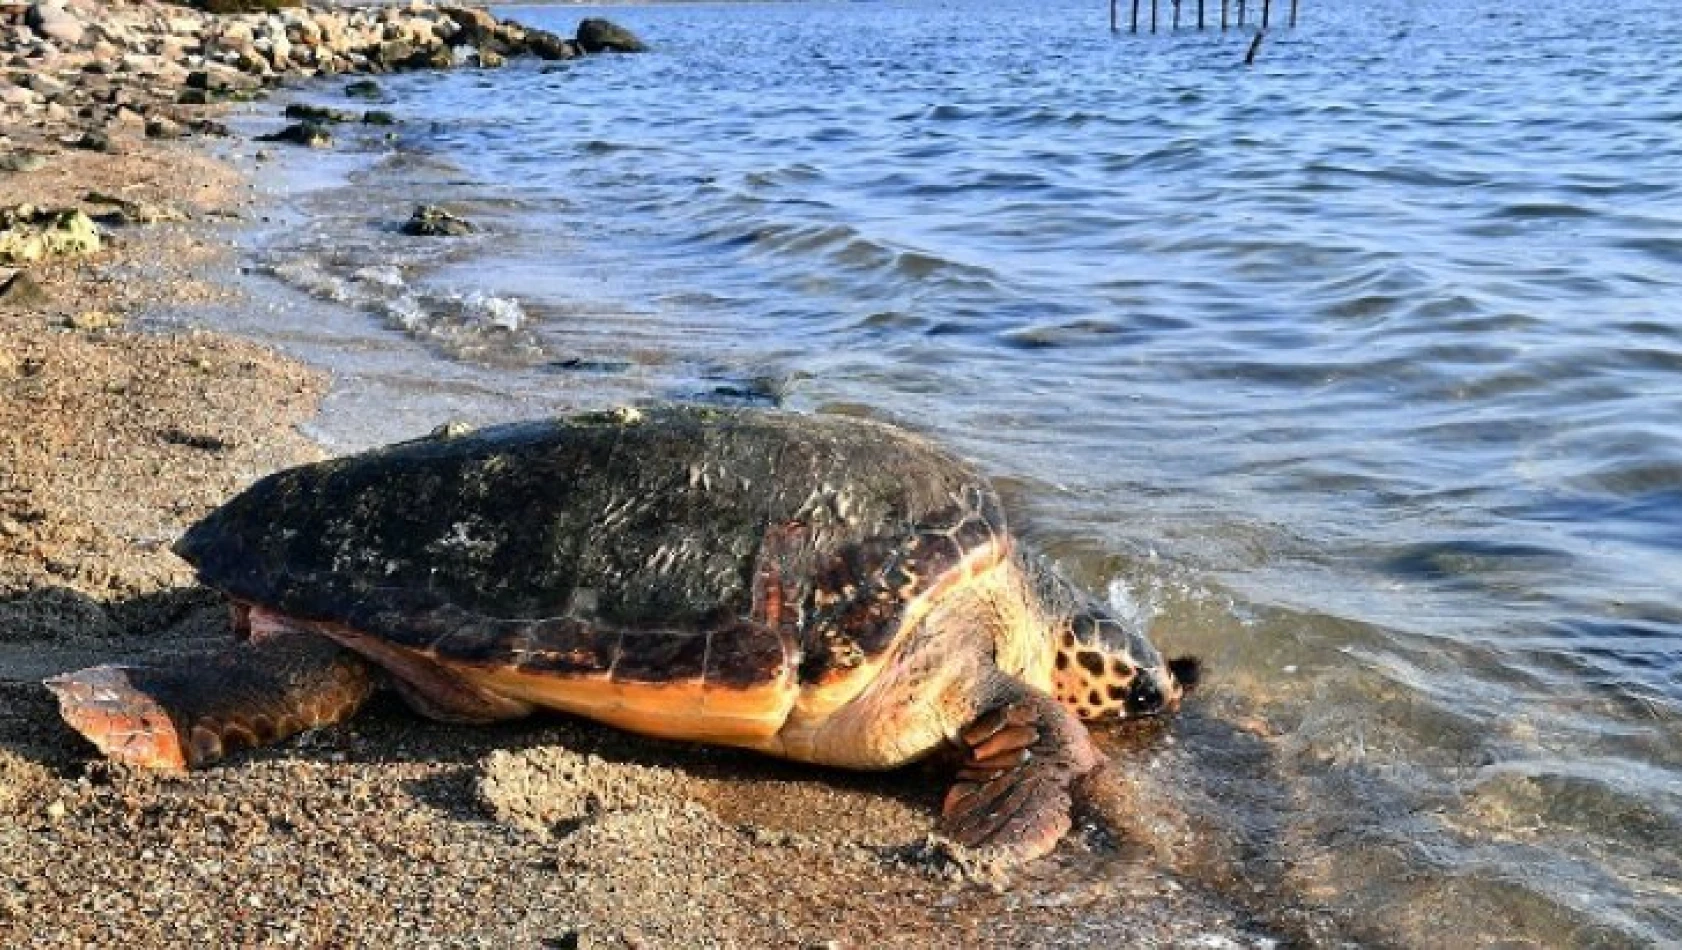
[575, 18, 646, 54]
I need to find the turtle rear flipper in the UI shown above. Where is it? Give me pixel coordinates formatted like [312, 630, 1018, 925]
[44, 629, 375, 771]
[939, 687, 1104, 863]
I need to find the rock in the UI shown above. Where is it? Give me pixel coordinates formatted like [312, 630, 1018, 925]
[257, 121, 331, 148]
[575, 18, 646, 54]
[0, 84, 40, 107]
[403, 45, 453, 70]
[267, 34, 293, 67]
[0, 206, 101, 264]
[401, 19, 437, 47]
[523, 29, 578, 61]
[84, 192, 188, 226]
[343, 79, 383, 100]
[177, 89, 210, 105]
[441, 6, 497, 42]
[68, 130, 112, 153]
[145, 117, 183, 139]
[25, 4, 84, 48]
[400, 205, 474, 237]
[186, 66, 254, 93]
[26, 73, 68, 97]
[64, 310, 123, 331]
[361, 110, 396, 126]
[374, 39, 413, 68]
[0, 153, 48, 174]
[471, 46, 504, 69]
[196, 0, 304, 13]
[0, 270, 50, 308]
[283, 103, 357, 123]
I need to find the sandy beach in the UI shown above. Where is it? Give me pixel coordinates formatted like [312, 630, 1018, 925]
[0, 3, 1338, 946]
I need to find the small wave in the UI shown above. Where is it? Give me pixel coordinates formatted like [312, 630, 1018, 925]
[264, 256, 540, 363]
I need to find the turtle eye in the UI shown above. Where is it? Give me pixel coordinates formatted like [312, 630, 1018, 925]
[1123, 672, 1174, 717]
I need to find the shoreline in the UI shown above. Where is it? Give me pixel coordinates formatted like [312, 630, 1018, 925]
[0, 3, 1305, 946]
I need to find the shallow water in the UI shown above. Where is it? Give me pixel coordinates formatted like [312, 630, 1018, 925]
[187, 0, 1681, 942]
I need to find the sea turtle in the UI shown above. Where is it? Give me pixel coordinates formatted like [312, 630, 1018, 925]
[46, 405, 1197, 861]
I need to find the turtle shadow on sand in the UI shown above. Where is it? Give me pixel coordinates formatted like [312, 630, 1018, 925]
[398, 711, 949, 841]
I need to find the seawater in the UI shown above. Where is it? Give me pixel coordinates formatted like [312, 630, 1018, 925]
[192, 0, 1682, 943]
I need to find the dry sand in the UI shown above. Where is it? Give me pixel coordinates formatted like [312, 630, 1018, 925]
[0, 36, 1353, 950]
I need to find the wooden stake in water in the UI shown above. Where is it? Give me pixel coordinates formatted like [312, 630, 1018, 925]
[1262, 0, 1271, 29]
[1152, 0, 1158, 33]
[1111, 0, 1118, 32]
[1173, 0, 1181, 30]
[1132, 0, 1140, 32]
[1238, 0, 1246, 27]
[1221, 0, 1228, 29]
[1245, 28, 1265, 64]
[1290, 0, 1298, 27]
[1198, 0, 1205, 29]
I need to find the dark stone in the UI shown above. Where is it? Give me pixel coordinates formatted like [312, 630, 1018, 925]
[403, 46, 454, 70]
[283, 103, 357, 124]
[343, 79, 384, 100]
[71, 130, 112, 153]
[145, 118, 183, 140]
[361, 110, 397, 126]
[523, 29, 578, 61]
[257, 122, 332, 149]
[575, 18, 647, 54]
[400, 205, 474, 237]
[177, 89, 211, 106]
[441, 6, 499, 42]
[0, 271, 50, 309]
[160, 427, 233, 453]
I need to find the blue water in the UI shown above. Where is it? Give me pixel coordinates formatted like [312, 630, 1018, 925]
[213, 0, 1682, 942]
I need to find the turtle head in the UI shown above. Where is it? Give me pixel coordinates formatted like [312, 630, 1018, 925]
[1050, 609, 1200, 721]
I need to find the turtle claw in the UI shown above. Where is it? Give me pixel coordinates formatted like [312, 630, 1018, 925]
[938, 693, 1103, 862]
[941, 772, 1070, 861]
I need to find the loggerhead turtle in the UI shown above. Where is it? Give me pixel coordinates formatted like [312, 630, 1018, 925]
[46, 405, 1197, 861]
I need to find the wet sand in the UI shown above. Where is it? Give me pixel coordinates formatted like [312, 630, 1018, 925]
[0, 13, 1334, 950]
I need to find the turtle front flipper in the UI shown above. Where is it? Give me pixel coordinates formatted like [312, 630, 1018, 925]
[939, 687, 1104, 862]
[44, 628, 375, 771]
